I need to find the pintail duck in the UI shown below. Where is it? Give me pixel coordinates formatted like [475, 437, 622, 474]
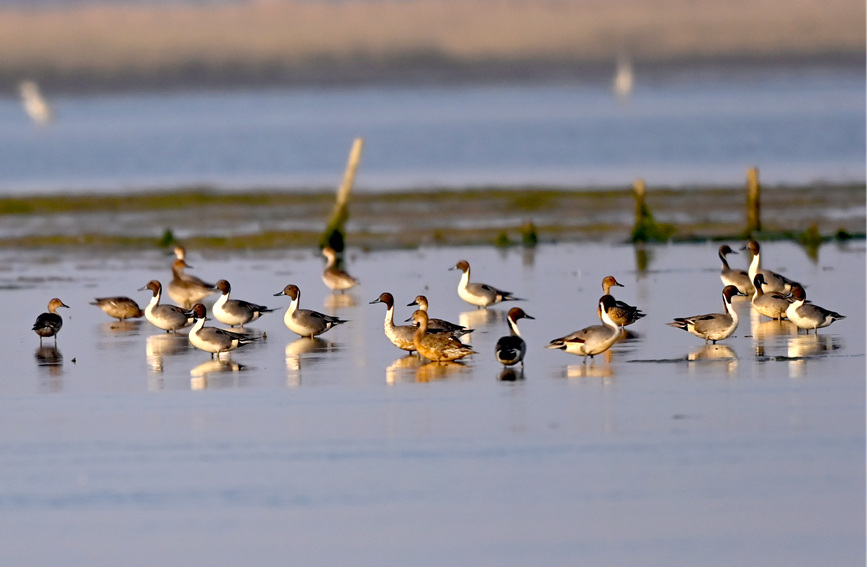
[600, 276, 645, 326]
[407, 294, 473, 337]
[495, 307, 534, 367]
[718, 244, 754, 295]
[139, 280, 196, 333]
[172, 245, 215, 292]
[743, 240, 800, 295]
[450, 260, 522, 309]
[167, 258, 217, 309]
[668, 285, 745, 343]
[32, 298, 69, 345]
[322, 246, 359, 293]
[90, 296, 143, 321]
[212, 279, 275, 328]
[370, 292, 416, 352]
[785, 284, 845, 333]
[751, 274, 792, 320]
[546, 295, 621, 362]
[274, 284, 348, 338]
[410, 310, 476, 362]
[188, 303, 256, 358]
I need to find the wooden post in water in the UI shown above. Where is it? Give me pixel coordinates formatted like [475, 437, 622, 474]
[320, 137, 364, 252]
[746, 166, 761, 234]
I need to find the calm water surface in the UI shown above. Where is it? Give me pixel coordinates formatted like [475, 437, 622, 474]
[0, 240, 863, 565]
[0, 66, 864, 193]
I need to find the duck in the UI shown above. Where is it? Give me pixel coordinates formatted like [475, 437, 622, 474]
[32, 298, 69, 345]
[718, 244, 754, 295]
[274, 284, 347, 338]
[495, 307, 534, 367]
[450, 259, 522, 309]
[410, 310, 476, 362]
[545, 294, 622, 364]
[370, 292, 416, 352]
[167, 258, 217, 309]
[321, 246, 359, 293]
[743, 240, 800, 295]
[188, 303, 256, 359]
[406, 294, 473, 337]
[172, 245, 215, 288]
[599, 276, 645, 326]
[668, 285, 745, 343]
[139, 280, 196, 333]
[750, 274, 792, 320]
[546, 295, 621, 363]
[785, 285, 845, 333]
[90, 296, 143, 321]
[212, 279, 275, 328]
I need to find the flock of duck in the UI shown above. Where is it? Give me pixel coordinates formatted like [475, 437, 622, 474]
[31, 240, 845, 367]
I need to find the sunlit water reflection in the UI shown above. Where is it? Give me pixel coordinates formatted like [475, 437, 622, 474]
[0, 240, 862, 566]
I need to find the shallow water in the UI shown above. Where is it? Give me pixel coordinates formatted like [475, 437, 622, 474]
[0, 240, 863, 565]
[1, 66, 864, 194]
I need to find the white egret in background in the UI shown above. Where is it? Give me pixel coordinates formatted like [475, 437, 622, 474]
[19, 80, 53, 124]
[612, 56, 634, 100]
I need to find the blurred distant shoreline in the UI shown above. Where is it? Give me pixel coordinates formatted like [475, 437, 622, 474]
[1, 0, 863, 94]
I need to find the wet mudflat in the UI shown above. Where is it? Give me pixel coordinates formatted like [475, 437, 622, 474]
[0, 240, 863, 566]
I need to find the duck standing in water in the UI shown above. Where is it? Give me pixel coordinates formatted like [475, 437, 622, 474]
[717, 244, 754, 295]
[785, 285, 845, 333]
[750, 274, 792, 321]
[406, 294, 473, 337]
[668, 285, 745, 344]
[450, 260, 522, 309]
[90, 296, 143, 321]
[322, 246, 359, 293]
[599, 276, 645, 327]
[274, 284, 347, 338]
[139, 280, 196, 333]
[546, 295, 621, 363]
[167, 257, 217, 309]
[33, 298, 69, 345]
[188, 303, 257, 359]
[212, 279, 275, 329]
[495, 307, 534, 367]
[370, 292, 416, 353]
[743, 240, 800, 295]
[411, 310, 475, 362]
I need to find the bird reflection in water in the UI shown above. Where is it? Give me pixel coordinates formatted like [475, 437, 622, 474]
[787, 334, 843, 378]
[285, 337, 336, 386]
[146, 333, 191, 374]
[459, 307, 504, 332]
[498, 367, 525, 382]
[385, 354, 426, 384]
[190, 359, 247, 390]
[565, 362, 614, 381]
[688, 344, 738, 375]
[35, 345, 63, 375]
[414, 361, 470, 382]
[101, 320, 143, 334]
[324, 293, 357, 311]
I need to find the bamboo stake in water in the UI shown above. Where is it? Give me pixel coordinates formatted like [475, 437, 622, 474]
[746, 166, 761, 234]
[320, 137, 364, 252]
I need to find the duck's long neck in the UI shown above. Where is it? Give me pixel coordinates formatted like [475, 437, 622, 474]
[508, 317, 522, 337]
[725, 298, 739, 323]
[214, 292, 228, 310]
[383, 304, 395, 328]
[191, 316, 206, 334]
[146, 289, 162, 313]
[458, 269, 470, 292]
[600, 305, 620, 330]
[748, 252, 760, 280]
[719, 251, 731, 270]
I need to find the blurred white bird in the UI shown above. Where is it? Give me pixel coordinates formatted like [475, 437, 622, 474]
[19, 80, 53, 124]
